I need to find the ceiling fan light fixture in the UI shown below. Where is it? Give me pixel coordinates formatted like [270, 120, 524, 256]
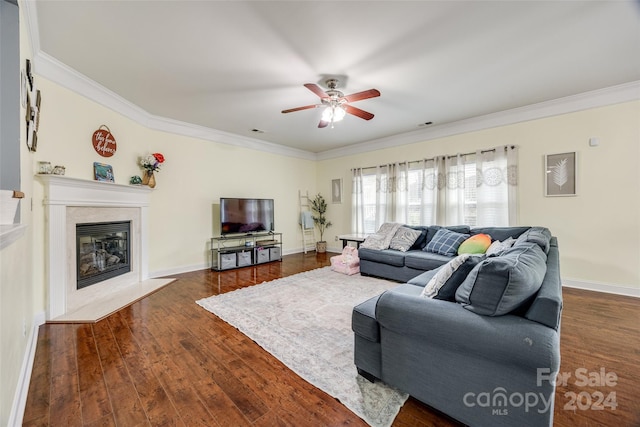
[322, 105, 346, 123]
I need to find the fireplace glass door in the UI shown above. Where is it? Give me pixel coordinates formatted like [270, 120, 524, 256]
[76, 221, 131, 289]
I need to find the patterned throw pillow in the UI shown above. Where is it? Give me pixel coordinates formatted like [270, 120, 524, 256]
[458, 234, 492, 255]
[389, 227, 422, 252]
[486, 237, 516, 256]
[424, 229, 470, 256]
[421, 254, 472, 298]
[360, 222, 402, 250]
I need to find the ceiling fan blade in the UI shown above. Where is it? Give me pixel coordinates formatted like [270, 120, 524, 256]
[281, 104, 317, 114]
[341, 89, 380, 103]
[304, 83, 329, 99]
[344, 104, 375, 120]
[318, 120, 329, 128]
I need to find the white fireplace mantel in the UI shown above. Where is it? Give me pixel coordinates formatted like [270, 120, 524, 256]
[37, 175, 153, 319]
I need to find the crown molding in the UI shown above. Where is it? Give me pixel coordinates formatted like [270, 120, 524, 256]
[24, 0, 638, 163]
[316, 80, 640, 160]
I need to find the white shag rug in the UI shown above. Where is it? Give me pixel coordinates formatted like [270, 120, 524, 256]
[196, 267, 408, 427]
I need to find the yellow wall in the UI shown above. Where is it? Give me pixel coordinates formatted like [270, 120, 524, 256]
[30, 77, 317, 298]
[317, 101, 640, 291]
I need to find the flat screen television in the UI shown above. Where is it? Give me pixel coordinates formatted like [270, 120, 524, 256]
[220, 198, 274, 235]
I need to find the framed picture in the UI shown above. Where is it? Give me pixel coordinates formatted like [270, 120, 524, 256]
[331, 178, 342, 204]
[94, 162, 114, 182]
[545, 152, 577, 197]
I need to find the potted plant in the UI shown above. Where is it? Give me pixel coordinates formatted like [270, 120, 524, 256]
[310, 193, 332, 253]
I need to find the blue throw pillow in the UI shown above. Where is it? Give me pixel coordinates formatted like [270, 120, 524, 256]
[424, 228, 470, 256]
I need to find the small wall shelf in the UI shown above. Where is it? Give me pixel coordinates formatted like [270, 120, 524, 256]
[210, 232, 282, 271]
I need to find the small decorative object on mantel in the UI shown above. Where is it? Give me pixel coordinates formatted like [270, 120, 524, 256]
[51, 165, 65, 175]
[310, 193, 332, 253]
[129, 175, 142, 185]
[139, 152, 165, 189]
[92, 125, 117, 157]
[37, 161, 52, 174]
[93, 162, 114, 183]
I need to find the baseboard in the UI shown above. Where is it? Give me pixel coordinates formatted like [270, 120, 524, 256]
[150, 263, 208, 278]
[8, 311, 46, 427]
[563, 278, 640, 298]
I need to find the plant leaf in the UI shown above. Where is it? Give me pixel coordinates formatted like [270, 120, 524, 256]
[551, 158, 568, 189]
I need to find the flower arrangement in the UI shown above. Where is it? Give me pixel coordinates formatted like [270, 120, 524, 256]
[140, 153, 165, 172]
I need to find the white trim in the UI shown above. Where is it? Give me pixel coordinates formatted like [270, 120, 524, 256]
[23, 0, 639, 161]
[317, 81, 640, 160]
[563, 278, 640, 298]
[8, 311, 46, 427]
[35, 175, 153, 319]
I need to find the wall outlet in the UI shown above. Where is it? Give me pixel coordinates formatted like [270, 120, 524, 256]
[335, 235, 339, 241]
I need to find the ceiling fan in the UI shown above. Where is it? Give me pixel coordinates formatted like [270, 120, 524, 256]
[282, 79, 380, 128]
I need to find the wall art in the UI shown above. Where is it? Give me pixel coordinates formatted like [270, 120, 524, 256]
[93, 162, 114, 183]
[545, 152, 577, 196]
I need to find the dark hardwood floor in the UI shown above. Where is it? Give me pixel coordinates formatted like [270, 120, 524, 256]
[23, 253, 640, 426]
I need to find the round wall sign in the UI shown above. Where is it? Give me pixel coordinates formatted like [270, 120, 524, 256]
[92, 125, 117, 157]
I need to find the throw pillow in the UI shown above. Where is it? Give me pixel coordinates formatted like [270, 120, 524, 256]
[421, 254, 485, 300]
[455, 242, 547, 316]
[389, 227, 422, 252]
[424, 228, 470, 256]
[458, 234, 492, 255]
[360, 222, 402, 250]
[485, 237, 516, 256]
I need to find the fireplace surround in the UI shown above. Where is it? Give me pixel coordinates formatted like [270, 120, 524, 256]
[37, 175, 154, 320]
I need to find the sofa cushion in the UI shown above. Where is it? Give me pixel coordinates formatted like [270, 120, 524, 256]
[421, 254, 486, 300]
[424, 228, 470, 256]
[471, 226, 530, 242]
[515, 226, 552, 254]
[358, 247, 406, 267]
[352, 295, 381, 342]
[458, 234, 491, 255]
[426, 225, 471, 245]
[360, 222, 402, 250]
[455, 242, 547, 316]
[404, 250, 452, 270]
[389, 226, 423, 252]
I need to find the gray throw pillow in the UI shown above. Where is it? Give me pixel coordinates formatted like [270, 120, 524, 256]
[389, 227, 422, 252]
[455, 242, 547, 316]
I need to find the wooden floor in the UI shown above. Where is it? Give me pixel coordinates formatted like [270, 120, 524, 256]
[23, 252, 640, 426]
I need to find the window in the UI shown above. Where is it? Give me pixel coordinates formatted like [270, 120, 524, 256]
[351, 147, 517, 233]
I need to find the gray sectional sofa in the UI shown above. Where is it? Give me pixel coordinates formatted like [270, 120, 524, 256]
[352, 225, 562, 427]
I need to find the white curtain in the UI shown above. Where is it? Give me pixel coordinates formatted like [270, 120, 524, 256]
[351, 145, 518, 232]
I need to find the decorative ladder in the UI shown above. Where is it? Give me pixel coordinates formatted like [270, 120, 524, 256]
[299, 190, 315, 254]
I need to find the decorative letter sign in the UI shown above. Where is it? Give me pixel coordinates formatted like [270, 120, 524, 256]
[92, 125, 117, 157]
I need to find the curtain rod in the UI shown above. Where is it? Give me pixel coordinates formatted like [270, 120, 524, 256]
[350, 145, 516, 172]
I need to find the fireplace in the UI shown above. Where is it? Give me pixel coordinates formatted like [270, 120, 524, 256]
[37, 175, 153, 319]
[76, 221, 131, 289]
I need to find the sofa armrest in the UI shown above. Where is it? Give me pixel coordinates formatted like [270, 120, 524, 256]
[376, 289, 560, 371]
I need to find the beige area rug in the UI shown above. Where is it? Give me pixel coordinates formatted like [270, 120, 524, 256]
[196, 267, 408, 427]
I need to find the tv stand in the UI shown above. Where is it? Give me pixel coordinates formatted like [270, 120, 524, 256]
[210, 232, 282, 271]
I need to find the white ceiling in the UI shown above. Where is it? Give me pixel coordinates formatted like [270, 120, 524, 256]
[32, 1, 640, 155]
